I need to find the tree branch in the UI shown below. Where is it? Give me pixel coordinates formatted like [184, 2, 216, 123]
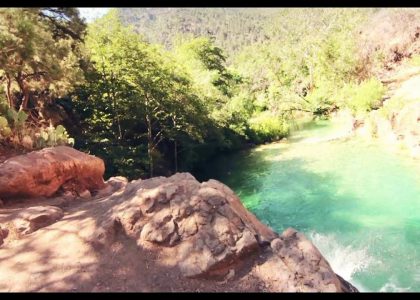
[38, 11, 82, 41]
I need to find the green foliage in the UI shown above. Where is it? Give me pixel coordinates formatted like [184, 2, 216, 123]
[55, 9, 420, 182]
[35, 124, 74, 148]
[118, 8, 277, 61]
[248, 112, 289, 143]
[73, 11, 222, 179]
[409, 54, 420, 66]
[2, 7, 413, 180]
[6, 109, 28, 130]
[338, 78, 386, 115]
[0, 8, 86, 110]
[1, 95, 73, 149]
[0, 116, 12, 137]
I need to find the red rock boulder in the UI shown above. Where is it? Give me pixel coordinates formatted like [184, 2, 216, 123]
[0, 146, 105, 199]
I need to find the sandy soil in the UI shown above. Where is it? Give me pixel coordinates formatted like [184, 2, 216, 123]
[0, 188, 272, 292]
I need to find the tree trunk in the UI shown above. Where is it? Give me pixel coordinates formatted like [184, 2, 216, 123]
[146, 114, 154, 178]
[112, 92, 122, 140]
[173, 116, 178, 173]
[174, 139, 178, 173]
[21, 87, 30, 111]
[5, 74, 14, 109]
[110, 73, 122, 140]
[16, 76, 29, 111]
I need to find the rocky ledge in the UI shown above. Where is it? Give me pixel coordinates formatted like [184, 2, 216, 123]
[0, 146, 357, 292]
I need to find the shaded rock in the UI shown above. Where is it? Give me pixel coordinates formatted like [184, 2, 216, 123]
[62, 191, 76, 201]
[78, 189, 92, 200]
[268, 228, 346, 292]
[107, 176, 128, 190]
[0, 226, 8, 246]
[0, 146, 105, 199]
[337, 274, 359, 293]
[225, 269, 235, 281]
[140, 208, 177, 243]
[12, 206, 64, 234]
[88, 218, 119, 250]
[94, 183, 115, 198]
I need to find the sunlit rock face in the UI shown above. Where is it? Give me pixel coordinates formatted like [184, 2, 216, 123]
[0, 146, 105, 199]
[90, 172, 357, 292]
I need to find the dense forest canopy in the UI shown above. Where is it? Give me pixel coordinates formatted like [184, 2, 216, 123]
[118, 8, 280, 60]
[1, 7, 419, 179]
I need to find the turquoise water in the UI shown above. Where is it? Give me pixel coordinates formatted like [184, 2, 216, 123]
[198, 120, 420, 292]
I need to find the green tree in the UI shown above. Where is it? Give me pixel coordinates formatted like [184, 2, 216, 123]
[75, 10, 212, 178]
[0, 8, 85, 112]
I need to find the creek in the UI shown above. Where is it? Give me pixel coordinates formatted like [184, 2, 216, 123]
[198, 119, 420, 292]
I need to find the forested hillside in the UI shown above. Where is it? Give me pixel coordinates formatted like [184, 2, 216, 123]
[1, 8, 419, 179]
[118, 8, 278, 58]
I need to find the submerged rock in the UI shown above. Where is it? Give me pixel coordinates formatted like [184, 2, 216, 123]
[0, 146, 105, 199]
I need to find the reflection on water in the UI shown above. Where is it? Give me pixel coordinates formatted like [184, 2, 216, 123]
[198, 120, 420, 292]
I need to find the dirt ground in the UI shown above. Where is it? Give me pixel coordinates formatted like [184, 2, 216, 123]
[0, 187, 273, 292]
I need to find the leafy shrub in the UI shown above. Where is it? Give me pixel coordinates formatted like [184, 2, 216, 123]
[0, 98, 74, 149]
[338, 78, 386, 115]
[248, 111, 289, 143]
[305, 80, 337, 116]
[34, 124, 75, 148]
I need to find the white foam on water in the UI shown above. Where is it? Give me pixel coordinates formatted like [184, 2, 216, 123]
[308, 231, 376, 283]
[379, 277, 411, 292]
[350, 280, 371, 292]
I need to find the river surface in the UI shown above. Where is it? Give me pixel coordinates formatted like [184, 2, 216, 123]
[198, 120, 420, 292]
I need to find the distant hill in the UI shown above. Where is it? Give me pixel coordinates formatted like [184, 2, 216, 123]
[118, 8, 283, 58]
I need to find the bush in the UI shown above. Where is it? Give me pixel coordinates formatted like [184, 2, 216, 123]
[409, 54, 420, 66]
[305, 80, 337, 116]
[34, 124, 75, 149]
[338, 78, 386, 115]
[0, 98, 74, 149]
[248, 111, 289, 143]
[0, 116, 12, 138]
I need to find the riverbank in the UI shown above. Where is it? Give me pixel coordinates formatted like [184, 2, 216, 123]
[0, 146, 356, 292]
[200, 119, 420, 292]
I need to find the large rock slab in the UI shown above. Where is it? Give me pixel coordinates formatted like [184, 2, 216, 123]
[90, 173, 273, 278]
[89, 172, 357, 291]
[0, 146, 105, 199]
